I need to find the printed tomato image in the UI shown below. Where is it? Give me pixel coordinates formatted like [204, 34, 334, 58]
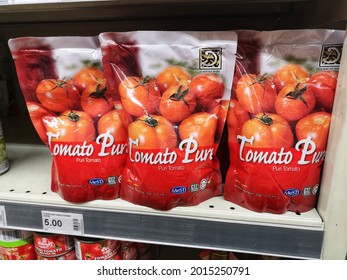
[226, 99, 250, 142]
[99, 32, 142, 97]
[223, 29, 345, 214]
[8, 36, 129, 204]
[36, 79, 80, 113]
[119, 76, 161, 117]
[128, 115, 178, 149]
[0, 230, 37, 260]
[307, 70, 338, 111]
[81, 84, 114, 119]
[73, 66, 106, 93]
[99, 30, 236, 210]
[236, 73, 277, 114]
[9, 42, 56, 103]
[159, 84, 196, 123]
[209, 100, 230, 143]
[156, 65, 191, 93]
[213, 100, 232, 181]
[75, 237, 121, 260]
[275, 83, 315, 122]
[121, 242, 139, 260]
[241, 113, 294, 148]
[43, 110, 95, 142]
[97, 109, 130, 142]
[0, 243, 36, 260]
[113, 100, 134, 126]
[189, 73, 224, 110]
[33, 232, 74, 257]
[178, 112, 218, 147]
[296, 111, 331, 149]
[26, 102, 55, 144]
[273, 64, 309, 91]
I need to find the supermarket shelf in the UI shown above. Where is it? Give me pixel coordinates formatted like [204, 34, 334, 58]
[0, 0, 300, 26]
[0, 144, 324, 259]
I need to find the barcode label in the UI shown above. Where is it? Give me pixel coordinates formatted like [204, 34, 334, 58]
[73, 219, 80, 232]
[41, 211, 84, 235]
[0, 229, 31, 242]
[0, 230, 22, 241]
[0, 205, 6, 227]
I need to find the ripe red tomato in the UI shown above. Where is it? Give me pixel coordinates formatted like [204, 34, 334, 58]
[295, 111, 331, 149]
[156, 65, 191, 93]
[43, 110, 96, 142]
[273, 64, 309, 91]
[113, 100, 134, 126]
[275, 83, 315, 122]
[128, 115, 178, 149]
[241, 113, 294, 148]
[226, 99, 250, 142]
[307, 70, 338, 111]
[97, 109, 129, 142]
[36, 79, 80, 113]
[118, 76, 161, 117]
[73, 66, 106, 93]
[209, 100, 229, 143]
[159, 84, 196, 123]
[79, 243, 97, 260]
[189, 73, 224, 110]
[178, 112, 218, 147]
[81, 84, 114, 119]
[236, 73, 277, 114]
[26, 101, 56, 144]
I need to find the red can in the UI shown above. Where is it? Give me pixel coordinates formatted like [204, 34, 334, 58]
[34, 232, 74, 257]
[36, 248, 76, 260]
[74, 236, 121, 260]
[0, 229, 36, 260]
[120, 241, 139, 260]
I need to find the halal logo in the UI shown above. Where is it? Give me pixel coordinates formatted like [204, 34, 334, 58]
[199, 48, 222, 70]
[319, 44, 343, 68]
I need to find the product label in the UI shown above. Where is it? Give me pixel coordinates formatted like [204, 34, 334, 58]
[41, 211, 84, 235]
[75, 238, 121, 260]
[34, 232, 74, 256]
[0, 206, 6, 227]
[227, 140, 324, 213]
[237, 136, 326, 166]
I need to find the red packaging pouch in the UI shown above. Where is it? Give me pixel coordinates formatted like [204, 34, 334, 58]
[8, 36, 130, 202]
[224, 29, 345, 214]
[100, 31, 237, 210]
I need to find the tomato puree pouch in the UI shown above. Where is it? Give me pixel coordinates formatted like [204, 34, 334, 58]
[99, 31, 237, 210]
[224, 29, 345, 214]
[8, 36, 129, 202]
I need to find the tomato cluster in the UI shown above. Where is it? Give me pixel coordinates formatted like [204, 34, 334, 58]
[27, 66, 131, 144]
[228, 64, 337, 149]
[119, 65, 227, 149]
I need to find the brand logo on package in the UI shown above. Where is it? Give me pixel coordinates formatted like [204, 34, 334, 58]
[283, 188, 300, 197]
[199, 48, 222, 70]
[319, 44, 343, 69]
[171, 186, 187, 195]
[88, 178, 105, 186]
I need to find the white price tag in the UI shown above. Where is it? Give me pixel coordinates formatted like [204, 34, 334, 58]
[0, 205, 7, 227]
[41, 211, 84, 235]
